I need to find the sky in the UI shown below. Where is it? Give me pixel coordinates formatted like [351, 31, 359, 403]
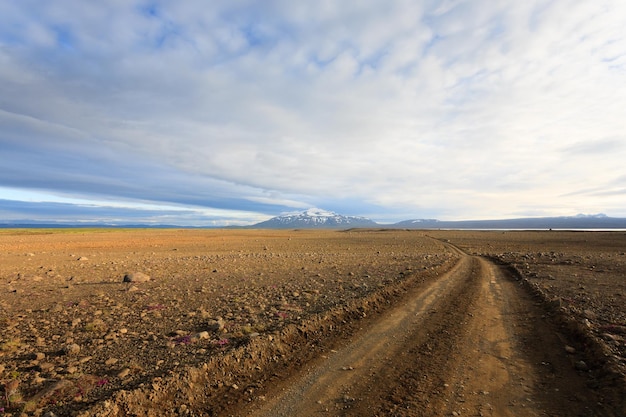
[1, 1, 625, 226]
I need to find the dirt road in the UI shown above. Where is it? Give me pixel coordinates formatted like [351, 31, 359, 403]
[242, 245, 616, 417]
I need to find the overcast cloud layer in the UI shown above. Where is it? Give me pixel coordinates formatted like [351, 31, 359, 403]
[1, 1, 625, 225]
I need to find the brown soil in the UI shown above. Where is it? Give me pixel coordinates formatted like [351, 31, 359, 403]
[0, 229, 624, 416]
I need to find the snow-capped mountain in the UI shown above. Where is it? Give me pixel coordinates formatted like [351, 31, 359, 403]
[252, 208, 378, 229]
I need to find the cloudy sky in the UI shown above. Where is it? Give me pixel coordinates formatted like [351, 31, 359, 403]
[1, 1, 625, 225]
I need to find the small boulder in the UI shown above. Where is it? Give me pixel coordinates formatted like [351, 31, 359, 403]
[123, 272, 151, 283]
[62, 343, 81, 356]
[575, 360, 589, 371]
[206, 317, 225, 332]
[196, 331, 210, 340]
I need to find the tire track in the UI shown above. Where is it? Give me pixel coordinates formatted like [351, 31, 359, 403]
[242, 242, 617, 416]
[245, 253, 480, 416]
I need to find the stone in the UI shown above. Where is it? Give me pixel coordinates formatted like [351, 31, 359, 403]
[196, 331, 210, 340]
[575, 360, 589, 371]
[39, 362, 55, 372]
[123, 272, 151, 283]
[206, 317, 225, 332]
[85, 319, 107, 332]
[63, 343, 81, 356]
[583, 309, 597, 320]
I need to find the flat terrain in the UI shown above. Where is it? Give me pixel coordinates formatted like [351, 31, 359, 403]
[0, 229, 624, 416]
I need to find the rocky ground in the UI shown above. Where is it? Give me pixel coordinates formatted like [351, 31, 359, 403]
[0, 229, 625, 416]
[0, 229, 456, 416]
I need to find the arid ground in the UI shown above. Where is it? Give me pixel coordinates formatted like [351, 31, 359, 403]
[0, 229, 624, 416]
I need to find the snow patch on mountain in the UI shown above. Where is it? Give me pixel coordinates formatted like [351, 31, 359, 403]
[253, 208, 378, 228]
[572, 213, 607, 219]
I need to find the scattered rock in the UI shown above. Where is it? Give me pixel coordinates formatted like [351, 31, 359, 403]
[575, 360, 589, 371]
[206, 317, 225, 332]
[63, 343, 81, 356]
[85, 319, 107, 333]
[196, 331, 210, 340]
[39, 362, 55, 372]
[123, 272, 151, 283]
[583, 309, 597, 320]
[117, 368, 131, 379]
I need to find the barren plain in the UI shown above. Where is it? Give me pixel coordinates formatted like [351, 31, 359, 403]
[0, 229, 624, 416]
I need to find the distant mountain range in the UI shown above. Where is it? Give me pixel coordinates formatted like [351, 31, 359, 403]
[251, 210, 626, 229]
[391, 213, 626, 230]
[1, 210, 625, 230]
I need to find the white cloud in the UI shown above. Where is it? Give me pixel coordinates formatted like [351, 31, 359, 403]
[1, 0, 625, 222]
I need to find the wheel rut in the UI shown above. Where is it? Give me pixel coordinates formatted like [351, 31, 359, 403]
[242, 243, 615, 417]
